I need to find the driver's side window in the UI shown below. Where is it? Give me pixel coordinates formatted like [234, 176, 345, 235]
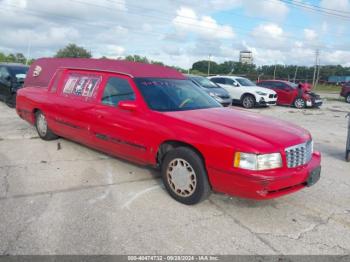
[101, 77, 135, 106]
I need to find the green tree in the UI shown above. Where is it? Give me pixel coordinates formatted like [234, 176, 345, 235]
[55, 43, 92, 58]
[192, 60, 220, 75]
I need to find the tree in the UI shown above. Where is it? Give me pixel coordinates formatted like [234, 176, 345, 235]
[55, 43, 92, 58]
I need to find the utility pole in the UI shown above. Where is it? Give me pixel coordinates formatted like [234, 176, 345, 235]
[312, 49, 320, 87]
[273, 64, 277, 80]
[293, 66, 298, 83]
[207, 54, 211, 76]
[25, 41, 31, 65]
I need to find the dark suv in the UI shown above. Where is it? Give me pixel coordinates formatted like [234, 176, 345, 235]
[0, 63, 29, 107]
[340, 83, 350, 103]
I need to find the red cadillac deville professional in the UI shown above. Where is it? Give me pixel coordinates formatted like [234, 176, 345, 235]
[16, 58, 321, 205]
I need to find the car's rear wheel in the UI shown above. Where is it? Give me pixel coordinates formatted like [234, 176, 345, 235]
[242, 95, 255, 109]
[346, 94, 350, 103]
[161, 147, 211, 205]
[294, 98, 306, 109]
[35, 111, 58, 140]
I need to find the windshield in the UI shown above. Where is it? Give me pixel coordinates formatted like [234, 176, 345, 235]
[286, 81, 298, 88]
[135, 78, 221, 112]
[191, 76, 218, 88]
[9, 66, 29, 81]
[236, 77, 255, 86]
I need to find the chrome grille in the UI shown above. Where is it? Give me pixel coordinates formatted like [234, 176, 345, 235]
[285, 140, 313, 168]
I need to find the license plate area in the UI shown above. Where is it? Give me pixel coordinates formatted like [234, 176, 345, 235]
[306, 166, 321, 187]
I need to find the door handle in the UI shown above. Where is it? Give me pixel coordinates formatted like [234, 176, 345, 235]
[97, 115, 104, 119]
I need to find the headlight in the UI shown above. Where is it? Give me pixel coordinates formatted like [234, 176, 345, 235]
[256, 91, 267, 96]
[234, 152, 282, 170]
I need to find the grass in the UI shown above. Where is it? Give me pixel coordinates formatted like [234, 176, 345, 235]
[313, 84, 341, 93]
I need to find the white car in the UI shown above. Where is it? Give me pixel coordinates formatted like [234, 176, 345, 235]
[208, 76, 277, 108]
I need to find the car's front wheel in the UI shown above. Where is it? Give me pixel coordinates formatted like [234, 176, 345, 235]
[294, 98, 306, 109]
[346, 94, 350, 103]
[35, 111, 58, 140]
[242, 94, 255, 109]
[161, 147, 211, 205]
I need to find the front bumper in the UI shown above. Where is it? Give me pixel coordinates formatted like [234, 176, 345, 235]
[208, 151, 321, 200]
[306, 98, 323, 107]
[215, 97, 232, 107]
[256, 94, 278, 106]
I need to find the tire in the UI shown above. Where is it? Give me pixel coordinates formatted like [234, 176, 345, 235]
[294, 98, 306, 109]
[35, 111, 58, 140]
[241, 94, 255, 109]
[161, 147, 211, 205]
[346, 94, 350, 103]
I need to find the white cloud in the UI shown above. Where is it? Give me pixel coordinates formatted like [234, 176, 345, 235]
[251, 23, 287, 49]
[303, 29, 318, 41]
[243, 0, 289, 21]
[172, 7, 235, 40]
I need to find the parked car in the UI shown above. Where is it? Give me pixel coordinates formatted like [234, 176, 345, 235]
[0, 63, 29, 107]
[208, 75, 277, 109]
[17, 58, 321, 205]
[186, 74, 231, 106]
[256, 80, 323, 109]
[340, 83, 350, 103]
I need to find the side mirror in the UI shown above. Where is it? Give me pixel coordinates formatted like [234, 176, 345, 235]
[118, 100, 138, 111]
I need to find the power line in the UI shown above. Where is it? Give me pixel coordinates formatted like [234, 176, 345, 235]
[278, 0, 350, 20]
[0, 1, 335, 51]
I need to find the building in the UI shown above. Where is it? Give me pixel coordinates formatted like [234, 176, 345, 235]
[239, 50, 253, 64]
[328, 75, 350, 84]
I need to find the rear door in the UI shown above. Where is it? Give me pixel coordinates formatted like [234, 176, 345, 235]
[52, 69, 102, 144]
[90, 73, 150, 164]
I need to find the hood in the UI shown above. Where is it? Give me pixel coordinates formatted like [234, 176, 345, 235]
[242, 85, 276, 94]
[299, 83, 312, 92]
[203, 87, 229, 97]
[163, 107, 310, 153]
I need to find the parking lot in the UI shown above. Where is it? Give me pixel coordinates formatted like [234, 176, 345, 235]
[0, 96, 349, 255]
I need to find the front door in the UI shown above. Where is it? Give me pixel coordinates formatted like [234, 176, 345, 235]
[0, 67, 11, 99]
[274, 82, 294, 105]
[90, 74, 150, 164]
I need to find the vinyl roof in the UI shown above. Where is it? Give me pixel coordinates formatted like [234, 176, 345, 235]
[24, 58, 185, 88]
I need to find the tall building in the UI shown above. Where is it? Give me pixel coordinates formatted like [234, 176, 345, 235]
[239, 50, 253, 64]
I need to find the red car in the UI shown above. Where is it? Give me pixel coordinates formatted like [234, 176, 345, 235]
[257, 80, 323, 109]
[340, 83, 350, 103]
[16, 58, 321, 205]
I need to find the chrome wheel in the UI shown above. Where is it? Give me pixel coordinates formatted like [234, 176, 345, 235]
[36, 113, 48, 137]
[166, 158, 197, 197]
[242, 96, 255, 108]
[294, 98, 305, 109]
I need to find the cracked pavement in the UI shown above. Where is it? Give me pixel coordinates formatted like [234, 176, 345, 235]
[0, 96, 349, 255]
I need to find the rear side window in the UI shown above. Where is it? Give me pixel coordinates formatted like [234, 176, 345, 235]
[62, 73, 101, 99]
[50, 70, 63, 93]
[101, 77, 135, 106]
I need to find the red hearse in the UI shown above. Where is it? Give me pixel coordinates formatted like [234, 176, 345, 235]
[16, 58, 321, 204]
[257, 80, 323, 109]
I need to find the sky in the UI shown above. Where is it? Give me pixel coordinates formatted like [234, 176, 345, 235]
[1, 0, 350, 69]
